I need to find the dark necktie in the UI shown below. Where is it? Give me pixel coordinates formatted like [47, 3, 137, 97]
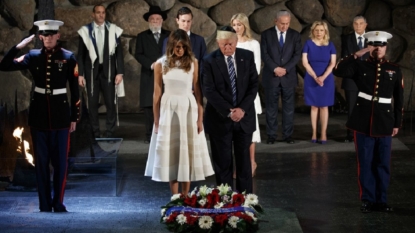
[227, 56, 237, 107]
[279, 32, 284, 47]
[358, 36, 363, 50]
[154, 32, 160, 43]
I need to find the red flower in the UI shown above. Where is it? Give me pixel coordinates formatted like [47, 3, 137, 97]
[232, 194, 245, 206]
[185, 213, 198, 225]
[166, 212, 178, 223]
[215, 214, 228, 226]
[184, 194, 197, 207]
[206, 193, 220, 208]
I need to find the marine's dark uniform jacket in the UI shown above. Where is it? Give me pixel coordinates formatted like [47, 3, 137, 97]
[0, 46, 80, 129]
[333, 55, 404, 136]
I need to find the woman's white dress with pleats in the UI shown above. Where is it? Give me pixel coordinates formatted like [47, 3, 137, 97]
[145, 56, 214, 182]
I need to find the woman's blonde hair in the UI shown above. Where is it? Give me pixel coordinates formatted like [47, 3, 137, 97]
[309, 21, 330, 45]
[164, 29, 194, 74]
[230, 13, 252, 40]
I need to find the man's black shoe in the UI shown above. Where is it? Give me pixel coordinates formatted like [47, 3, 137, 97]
[360, 200, 372, 213]
[373, 203, 394, 212]
[53, 205, 68, 213]
[344, 135, 353, 143]
[285, 137, 295, 144]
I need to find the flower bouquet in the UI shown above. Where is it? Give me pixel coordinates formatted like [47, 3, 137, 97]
[160, 184, 264, 233]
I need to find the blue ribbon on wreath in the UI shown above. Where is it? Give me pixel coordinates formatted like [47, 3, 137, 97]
[165, 206, 256, 216]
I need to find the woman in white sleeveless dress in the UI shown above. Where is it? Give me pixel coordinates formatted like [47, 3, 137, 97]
[144, 29, 214, 195]
[231, 13, 262, 177]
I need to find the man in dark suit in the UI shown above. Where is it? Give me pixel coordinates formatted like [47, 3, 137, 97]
[201, 26, 258, 193]
[340, 16, 368, 142]
[333, 31, 403, 213]
[162, 7, 206, 70]
[135, 6, 170, 143]
[0, 20, 80, 212]
[261, 10, 302, 144]
[77, 4, 124, 138]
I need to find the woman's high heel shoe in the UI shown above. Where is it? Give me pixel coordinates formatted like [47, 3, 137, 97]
[311, 139, 317, 143]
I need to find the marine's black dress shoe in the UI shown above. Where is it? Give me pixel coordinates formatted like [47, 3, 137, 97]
[285, 137, 295, 144]
[40, 208, 52, 212]
[53, 205, 68, 213]
[267, 138, 275, 144]
[373, 203, 394, 212]
[344, 135, 353, 143]
[360, 200, 372, 213]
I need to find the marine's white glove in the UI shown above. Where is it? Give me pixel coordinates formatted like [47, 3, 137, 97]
[16, 34, 35, 49]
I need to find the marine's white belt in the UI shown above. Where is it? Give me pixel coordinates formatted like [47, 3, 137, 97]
[34, 87, 67, 95]
[358, 92, 391, 104]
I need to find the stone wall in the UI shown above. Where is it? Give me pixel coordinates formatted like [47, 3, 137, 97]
[0, 0, 414, 113]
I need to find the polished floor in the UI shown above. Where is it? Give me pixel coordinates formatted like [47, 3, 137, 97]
[0, 112, 414, 233]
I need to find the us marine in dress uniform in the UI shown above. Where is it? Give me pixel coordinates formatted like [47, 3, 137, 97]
[0, 20, 80, 212]
[333, 31, 404, 213]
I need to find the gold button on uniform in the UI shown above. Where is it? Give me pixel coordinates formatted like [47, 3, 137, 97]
[48, 60, 51, 62]
[377, 74, 380, 76]
[47, 72, 50, 75]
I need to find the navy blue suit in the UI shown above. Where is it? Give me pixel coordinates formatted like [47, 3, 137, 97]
[201, 48, 258, 193]
[0, 45, 80, 212]
[261, 27, 302, 140]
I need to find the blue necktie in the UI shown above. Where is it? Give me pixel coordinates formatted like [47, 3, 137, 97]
[358, 36, 363, 50]
[279, 32, 284, 47]
[227, 56, 237, 107]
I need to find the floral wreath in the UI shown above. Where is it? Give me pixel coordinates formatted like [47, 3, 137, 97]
[161, 184, 264, 233]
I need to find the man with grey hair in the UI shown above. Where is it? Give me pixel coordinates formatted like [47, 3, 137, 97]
[135, 6, 170, 143]
[261, 10, 302, 144]
[201, 26, 258, 193]
[339, 15, 368, 142]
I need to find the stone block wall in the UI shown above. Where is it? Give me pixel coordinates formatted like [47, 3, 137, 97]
[1, 0, 414, 113]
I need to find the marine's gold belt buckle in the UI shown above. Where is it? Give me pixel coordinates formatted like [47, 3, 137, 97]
[373, 96, 378, 101]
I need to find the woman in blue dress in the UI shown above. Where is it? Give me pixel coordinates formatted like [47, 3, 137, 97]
[302, 21, 337, 144]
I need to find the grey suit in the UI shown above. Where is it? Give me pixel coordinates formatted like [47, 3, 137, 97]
[261, 27, 302, 140]
[135, 28, 170, 140]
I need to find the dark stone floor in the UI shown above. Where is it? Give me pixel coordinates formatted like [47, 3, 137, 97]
[0, 112, 414, 233]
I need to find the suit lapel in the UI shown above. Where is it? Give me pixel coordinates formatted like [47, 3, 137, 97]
[273, 27, 283, 51]
[215, 50, 231, 87]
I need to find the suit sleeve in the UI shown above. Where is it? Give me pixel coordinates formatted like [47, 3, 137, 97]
[161, 37, 168, 56]
[77, 36, 87, 76]
[0, 46, 30, 71]
[115, 36, 124, 75]
[135, 34, 155, 69]
[393, 67, 404, 128]
[68, 54, 80, 122]
[238, 52, 258, 113]
[341, 35, 350, 58]
[282, 32, 302, 72]
[201, 57, 234, 117]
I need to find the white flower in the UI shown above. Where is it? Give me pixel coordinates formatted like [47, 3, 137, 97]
[198, 185, 212, 197]
[214, 202, 224, 209]
[161, 208, 166, 216]
[244, 194, 259, 206]
[231, 192, 238, 197]
[198, 198, 207, 207]
[245, 211, 257, 222]
[228, 216, 239, 228]
[217, 184, 231, 195]
[176, 214, 187, 225]
[198, 216, 213, 229]
[162, 216, 168, 222]
[222, 195, 230, 203]
[171, 193, 181, 201]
